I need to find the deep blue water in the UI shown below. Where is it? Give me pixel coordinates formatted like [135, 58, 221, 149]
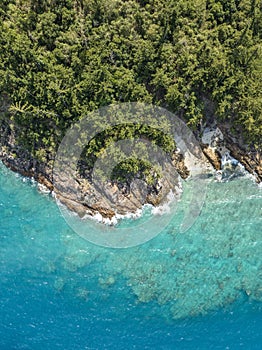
[2, 279, 262, 350]
[0, 163, 262, 349]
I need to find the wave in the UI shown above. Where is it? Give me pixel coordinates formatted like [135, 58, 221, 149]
[72, 188, 181, 227]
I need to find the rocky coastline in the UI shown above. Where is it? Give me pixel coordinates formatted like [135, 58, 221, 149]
[0, 119, 261, 221]
[0, 145, 186, 220]
[200, 123, 262, 183]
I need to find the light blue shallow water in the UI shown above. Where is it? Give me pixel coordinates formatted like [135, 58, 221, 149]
[0, 162, 262, 349]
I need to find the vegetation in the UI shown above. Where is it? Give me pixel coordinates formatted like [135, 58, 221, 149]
[0, 0, 261, 181]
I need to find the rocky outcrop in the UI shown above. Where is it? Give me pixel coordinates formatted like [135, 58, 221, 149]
[218, 125, 262, 183]
[199, 122, 261, 183]
[53, 158, 185, 219]
[0, 133, 54, 191]
[1, 113, 261, 221]
[201, 144, 221, 171]
[1, 120, 190, 219]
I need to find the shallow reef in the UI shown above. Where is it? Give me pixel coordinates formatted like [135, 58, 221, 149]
[54, 176, 262, 319]
[1, 163, 261, 320]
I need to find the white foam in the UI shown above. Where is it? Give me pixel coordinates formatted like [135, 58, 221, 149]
[82, 207, 144, 226]
[115, 208, 143, 221]
[80, 189, 180, 226]
[55, 181, 183, 227]
[37, 183, 51, 194]
[151, 190, 179, 216]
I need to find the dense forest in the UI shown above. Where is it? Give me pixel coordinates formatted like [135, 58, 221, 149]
[0, 0, 261, 174]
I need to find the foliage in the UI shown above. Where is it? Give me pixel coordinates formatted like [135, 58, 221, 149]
[0, 0, 261, 179]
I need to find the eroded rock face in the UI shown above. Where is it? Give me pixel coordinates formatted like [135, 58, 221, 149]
[171, 152, 190, 179]
[201, 144, 221, 171]
[53, 156, 186, 219]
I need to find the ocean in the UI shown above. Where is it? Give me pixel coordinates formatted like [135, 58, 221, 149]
[0, 162, 261, 349]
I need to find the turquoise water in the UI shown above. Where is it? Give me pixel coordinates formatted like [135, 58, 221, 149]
[0, 162, 262, 349]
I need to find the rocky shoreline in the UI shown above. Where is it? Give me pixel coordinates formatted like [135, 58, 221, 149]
[199, 123, 262, 183]
[0, 146, 186, 220]
[0, 119, 261, 220]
